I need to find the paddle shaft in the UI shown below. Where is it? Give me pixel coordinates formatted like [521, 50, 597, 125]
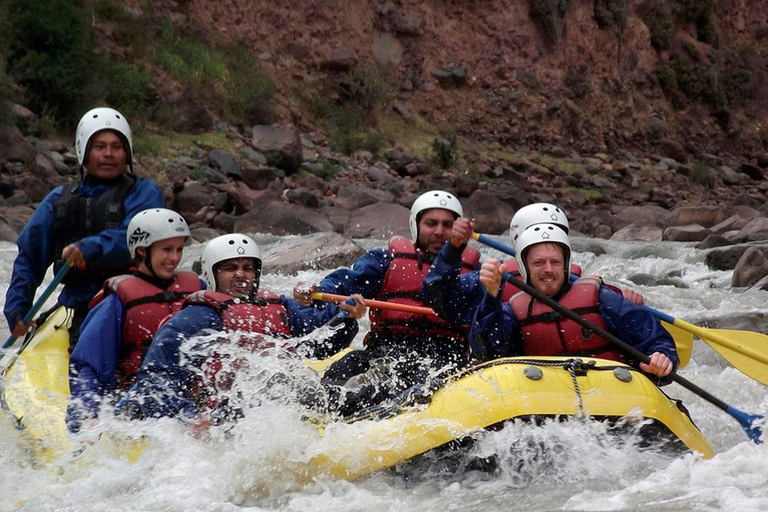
[312, 292, 438, 316]
[2, 264, 71, 349]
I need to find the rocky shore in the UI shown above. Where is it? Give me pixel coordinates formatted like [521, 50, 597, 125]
[3, 108, 768, 289]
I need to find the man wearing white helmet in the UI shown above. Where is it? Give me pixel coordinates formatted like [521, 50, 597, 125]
[469, 223, 677, 381]
[66, 208, 204, 432]
[118, 233, 362, 422]
[295, 190, 479, 418]
[4, 107, 164, 348]
[424, 202, 643, 326]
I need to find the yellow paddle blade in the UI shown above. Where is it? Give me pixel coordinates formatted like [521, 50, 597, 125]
[700, 328, 768, 387]
[662, 321, 693, 369]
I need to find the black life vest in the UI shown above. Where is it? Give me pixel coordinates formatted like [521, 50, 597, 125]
[52, 174, 135, 286]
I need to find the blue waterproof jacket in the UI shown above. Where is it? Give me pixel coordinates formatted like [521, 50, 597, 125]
[3, 177, 164, 328]
[317, 247, 392, 298]
[468, 282, 679, 380]
[66, 276, 207, 432]
[117, 296, 358, 420]
[422, 242, 483, 326]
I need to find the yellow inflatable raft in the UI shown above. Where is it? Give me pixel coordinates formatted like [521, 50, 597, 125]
[1, 307, 715, 476]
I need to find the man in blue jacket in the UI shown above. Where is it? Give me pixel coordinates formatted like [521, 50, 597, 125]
[4, 107, 165, 348]
[423, 202, 644, 326]
[294, 190, 479, 418]
[469, 223, 677, 380]
[118, 234, 363, 424]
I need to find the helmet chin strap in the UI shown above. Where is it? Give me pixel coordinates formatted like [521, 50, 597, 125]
[142, 246, 160, 280]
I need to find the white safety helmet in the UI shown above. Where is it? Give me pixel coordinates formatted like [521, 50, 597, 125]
[515, 223, 571, 284]
[200, 234, 262, 290]
[409, 190, 464, 241]
[75, 107, 133, 167]
[509, 203, 569, 247]
[126, 208, 191, 259]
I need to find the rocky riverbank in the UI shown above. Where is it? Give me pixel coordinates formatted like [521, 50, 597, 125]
[3, 108, 768, 288]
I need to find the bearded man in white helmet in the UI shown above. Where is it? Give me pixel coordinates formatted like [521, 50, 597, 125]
[424, 202, 645, 326]
[118, 233, 362, 424]
[66, 208, 205, 432]
[294, 190, 479, 418]
[470, 223, 677, 381]
[4, 107, 164, 348]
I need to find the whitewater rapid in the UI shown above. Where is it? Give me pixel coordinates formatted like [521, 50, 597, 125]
[1, 234, 766, 512]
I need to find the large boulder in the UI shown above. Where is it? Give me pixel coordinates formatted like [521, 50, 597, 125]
[261, 232, 366, 274]
[344, 202, 410, 239]
[333, 184, 395, 210]
[234, 201, 334, 235]
[464, 190, 515, 235]
[0, 124, 36, 164]
[662, 225, 712, 242]
[173, 183, 215, 223]
[611, 223, 663, 242]
[251, 126, 302, 174]
[663, 206, 726, 229]
[732, 247, 768, 288]
[705, 245, 752, 271]
[732, 217, 768, 243]
[610, 205, 668, 232]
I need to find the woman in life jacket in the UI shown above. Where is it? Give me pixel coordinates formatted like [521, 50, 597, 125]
[117, 234, 362, 424]
[67, 208, 203, 432]
[469, 223, 677, 382]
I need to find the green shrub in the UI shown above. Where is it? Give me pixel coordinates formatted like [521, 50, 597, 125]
[641, 3, 674, 52]
[655, 64, 678, 95]
[430, 128, 459, 169]
[326, 104, 384, 156]
[564, 65, 591, 97]
[530, 0, 573, 47]
[7, 0, 96, 127]
[721, 69, 754, 106]
[673, 0, 718, 46]
[690, 161, 712, 185]
[594, 0, 629, 30]
[321, 159, 342, 180]
[683, 40, 702, 61]
[338, 64, 395, 114]
[152, 21, 274, 128]
[95, 58, 156, 120]
[223, 46, 275, 127]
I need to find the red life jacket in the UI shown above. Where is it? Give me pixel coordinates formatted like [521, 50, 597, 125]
[500, 261, 583, 302]
[90, 271, 202, 388]
[368, 237, 480, 348]
[509, 276, 624, 362]
[182, 289, 293, 416]
[183, 289, 293, 341]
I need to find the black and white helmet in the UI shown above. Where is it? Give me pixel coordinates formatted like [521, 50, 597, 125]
[126, 208, 190, 259]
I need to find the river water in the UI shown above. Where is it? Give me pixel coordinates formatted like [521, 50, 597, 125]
[1, 234, 767, 511]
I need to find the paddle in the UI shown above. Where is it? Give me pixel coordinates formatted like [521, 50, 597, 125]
[311, 292, 438, 316]
[496, 270, 764, 444]
[3, 263, 71, 350]
[473, 232, 768, 385]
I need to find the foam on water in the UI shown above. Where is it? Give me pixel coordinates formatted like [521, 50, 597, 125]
[1, 236, 767, 511]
